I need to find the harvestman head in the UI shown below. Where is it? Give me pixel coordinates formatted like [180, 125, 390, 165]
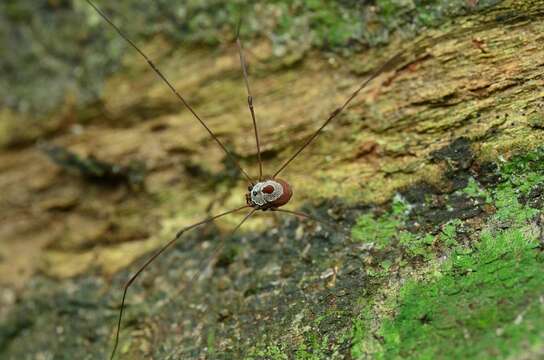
[85, 1, 402, 358]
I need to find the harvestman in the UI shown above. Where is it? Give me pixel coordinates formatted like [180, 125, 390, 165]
[85, 1, 401, 358]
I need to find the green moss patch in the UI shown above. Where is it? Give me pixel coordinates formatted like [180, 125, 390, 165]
[350, 146, 544, 359]
[378, 226, 543, 359]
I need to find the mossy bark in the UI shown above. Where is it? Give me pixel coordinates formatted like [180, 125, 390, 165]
[1, 1, 544, 359]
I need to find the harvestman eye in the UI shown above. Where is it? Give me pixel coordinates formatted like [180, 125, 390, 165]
[84, 1, 404, 358]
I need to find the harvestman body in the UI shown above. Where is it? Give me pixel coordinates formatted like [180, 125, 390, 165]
[85, 1, 401, 358]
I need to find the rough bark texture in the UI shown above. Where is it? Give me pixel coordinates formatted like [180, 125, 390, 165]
[1, 0, 544, 359]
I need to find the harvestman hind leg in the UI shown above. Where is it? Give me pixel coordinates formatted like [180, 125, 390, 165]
[236, 21, 264, 182]
[186, 207, 258, 284]
[108, 205, 251, 360]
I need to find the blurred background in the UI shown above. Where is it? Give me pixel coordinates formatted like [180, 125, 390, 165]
[2, 0, 544, 359]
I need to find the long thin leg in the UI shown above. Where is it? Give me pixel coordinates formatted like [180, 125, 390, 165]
[86, 0, 253, 183]
[188, 207, 257, 284]
[109, 205, 249, 360]
[272, 208, 347, 235]
[156, 207, 258, 351]
[272, 51, 404, 178]
[236, 22, 263, 181]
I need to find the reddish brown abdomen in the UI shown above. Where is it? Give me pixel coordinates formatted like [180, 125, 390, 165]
[270, 178, 292, 208]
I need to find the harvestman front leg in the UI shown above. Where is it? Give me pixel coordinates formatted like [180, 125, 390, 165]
[271, 52, 403, 178]
[85, 0, 254, 184]
[236, 22, 263, 181]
